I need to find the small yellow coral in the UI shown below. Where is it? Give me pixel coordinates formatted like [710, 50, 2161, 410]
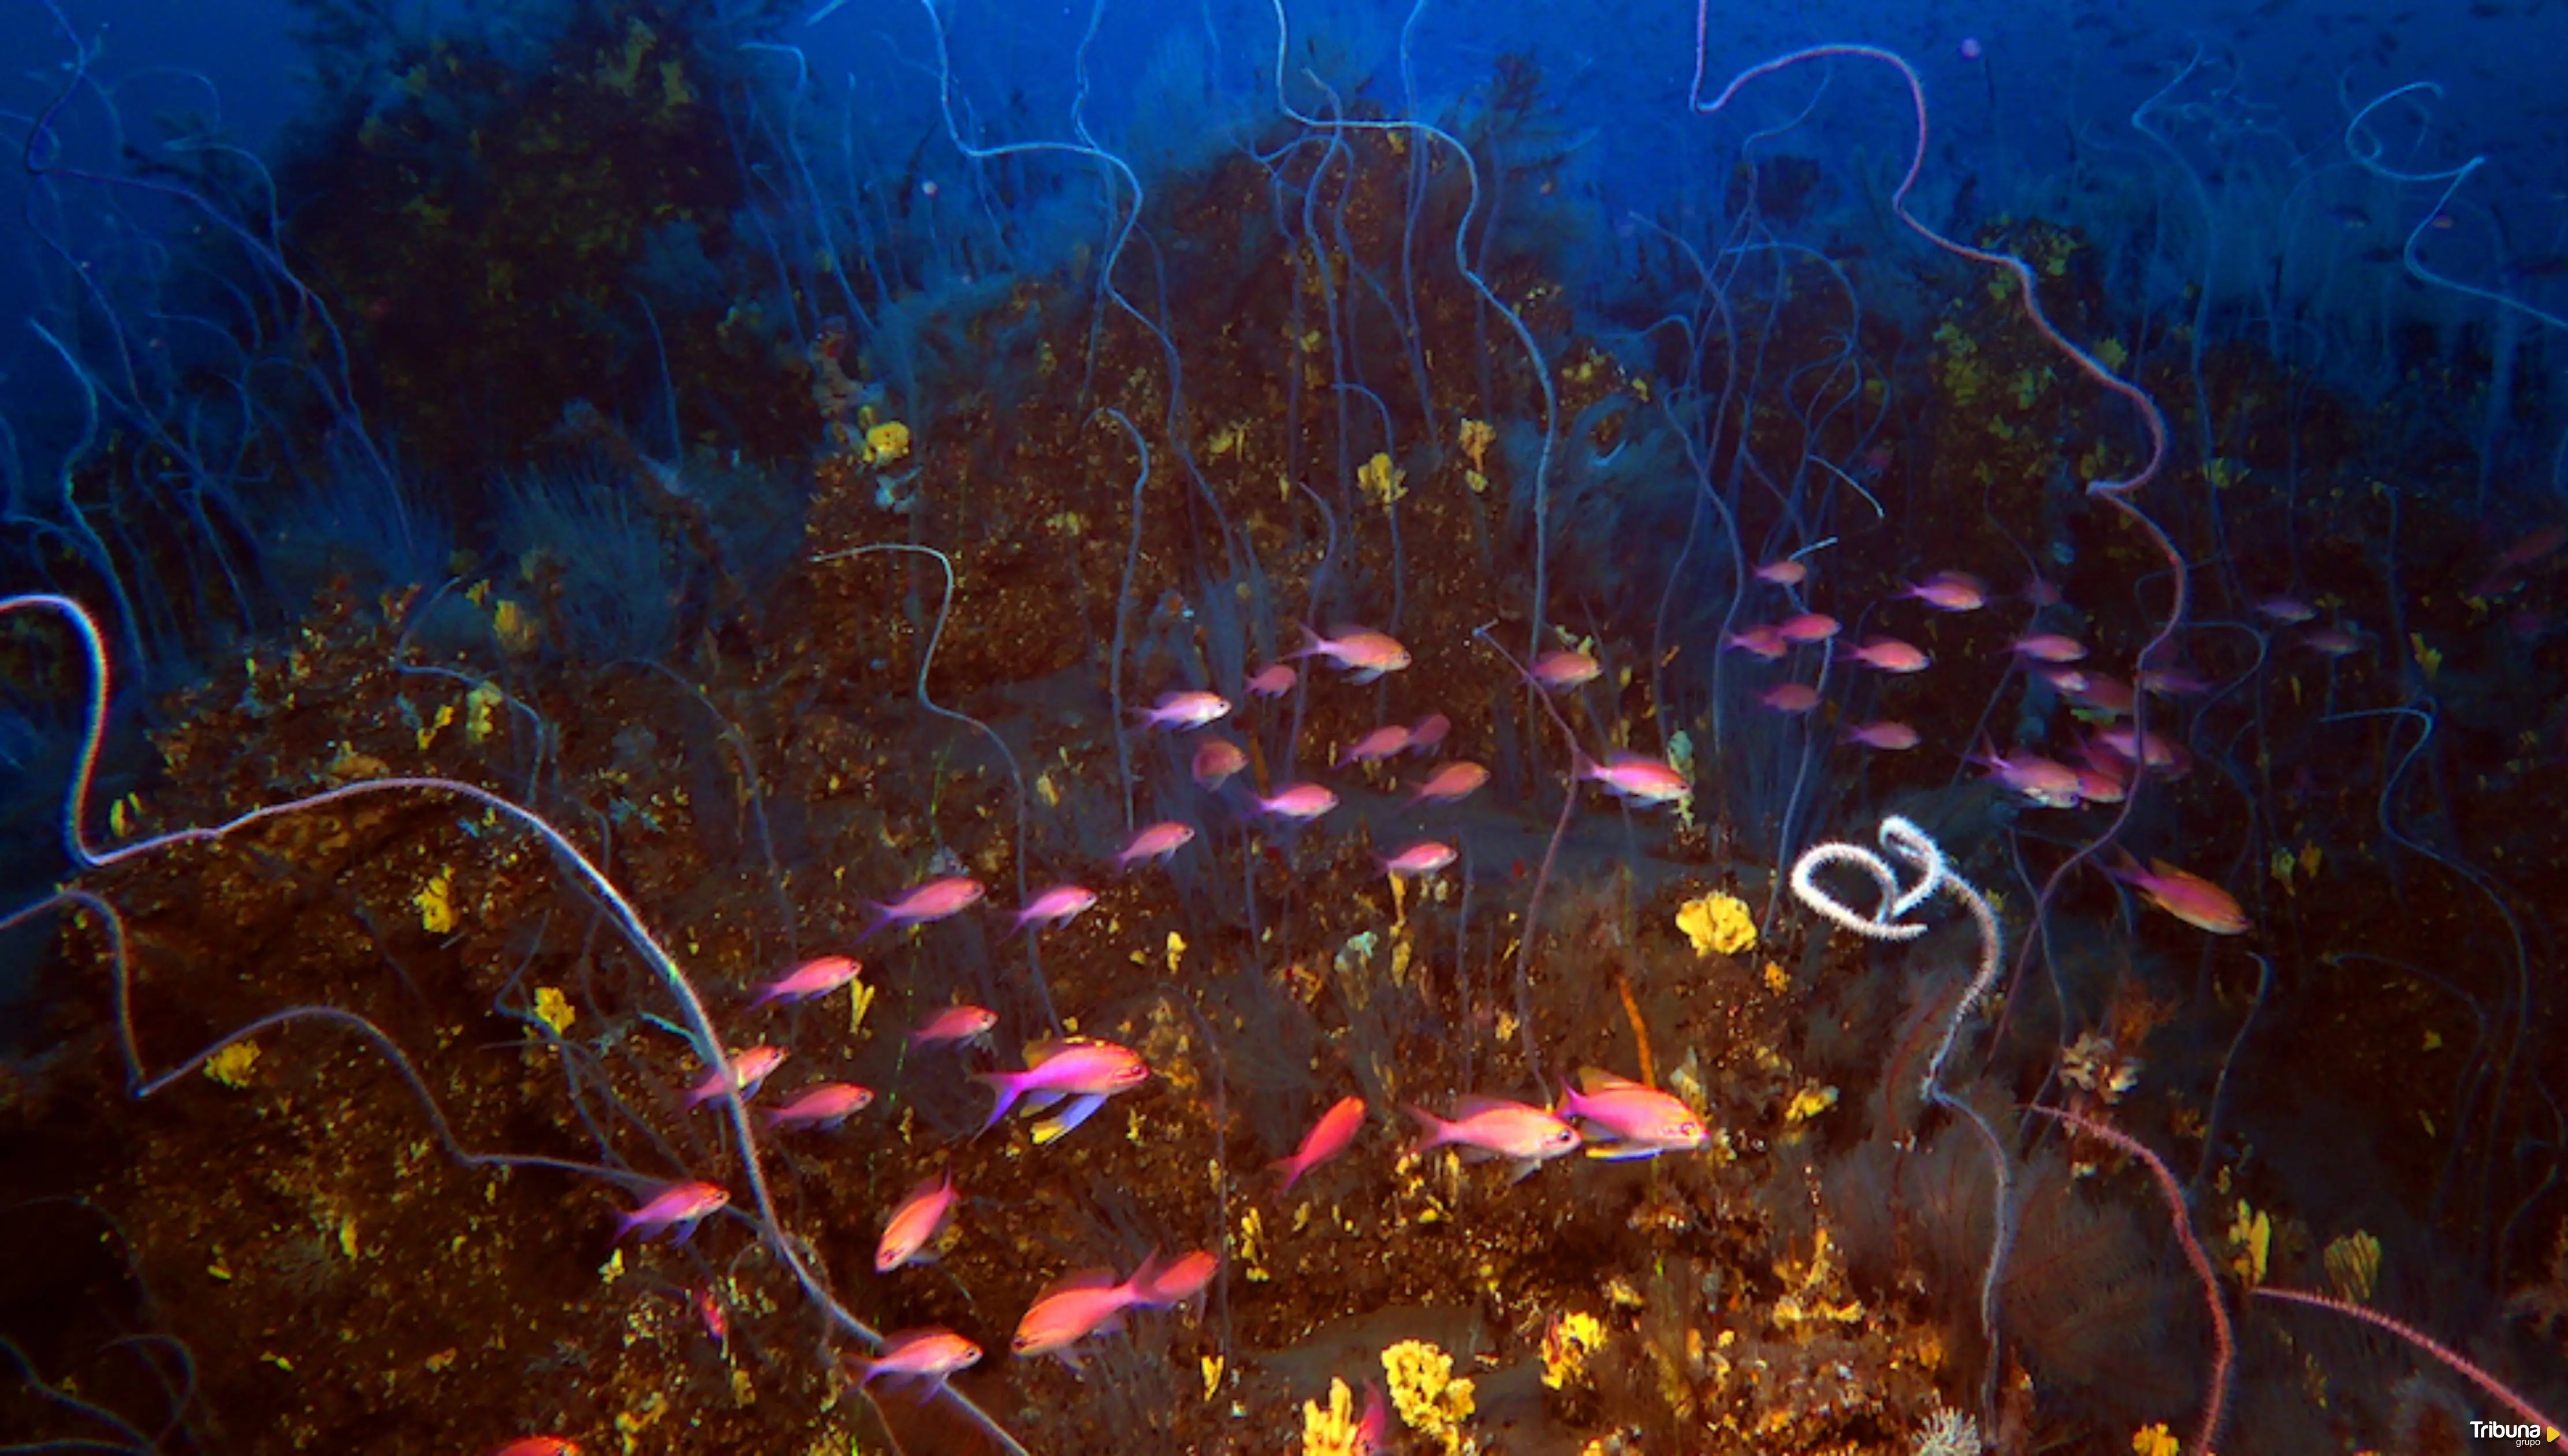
[1359, 451, 1408, 508]
[464, 681, 504, 743]
[415, 870, 456, 934]
[2324, 1229, 2382, 1304]
[863, 420, 911, 467]
[1676, 891, 1756, 957]
[2131, 1423, 2179, 1456]
[1540, 1311, 1606, 1390]
[204, 1040, 260, 1089]
[1782, 1083, 1838, 1125]
[491, 598, 537, 654]
[533, 986, 576, 1037]
[206, 1042, 262, 1089]
[1458, 417, 1495, 470]
[1301, 1377, 1362, 1456]
[1382, 1340, 1475, 1455]
[2228, 1200, 2271, 1287]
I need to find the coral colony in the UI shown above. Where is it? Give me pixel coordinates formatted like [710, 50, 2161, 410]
[8, 0, 2568, 1451]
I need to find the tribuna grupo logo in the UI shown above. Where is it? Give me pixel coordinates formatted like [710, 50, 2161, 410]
[2470, 1421, 2561, 1447]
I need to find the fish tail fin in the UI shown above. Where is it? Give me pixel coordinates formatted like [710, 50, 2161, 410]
[972, 1072, 1022, 1133]
[1268, 1153, 1305, 1196]
[850, 903, 893, 946]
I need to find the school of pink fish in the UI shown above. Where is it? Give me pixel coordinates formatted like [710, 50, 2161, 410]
[606, 577, 2274, 1401]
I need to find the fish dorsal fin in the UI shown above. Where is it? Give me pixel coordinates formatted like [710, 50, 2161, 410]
[1028, 1036, 1110, 1067]
[1576, 1067, 1639, 1094]
[2148, 858, 2184, 880]
[1450, 1095, 1521, 1120]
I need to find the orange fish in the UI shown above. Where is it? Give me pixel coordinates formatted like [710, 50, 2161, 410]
[1408, 761, 1489, 805]
[1580, 752, 1690, 806]
[683, 1045, 788, 1108]
[1271, 1095, 1366, 1196]
[1289, 624, 1412, 683]
[1011, 1267, 1143, 1360]
[876, 1170, 959, 1271]
[849, 1327, 982, 1391]
[2108, 852, 2250, 935]
[1528, 648, 1602, 688]
[1404, 1096, 1581, 1181]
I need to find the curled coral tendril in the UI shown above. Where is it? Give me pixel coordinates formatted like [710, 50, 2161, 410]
[1691, 31, 2190, 1040]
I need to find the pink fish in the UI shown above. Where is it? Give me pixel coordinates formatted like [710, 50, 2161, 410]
[684, 1044, 788, 1108]
[1116, 821, 1197, 869]
[2036, 665, 2091, 695]
[1012, 1267, 1143, 1360]
[1903, 570, 1988, 612]
[1252, 783, 1338, 821]
[2254, 595, 2317, 625]
[2472, 522, 2566, 595]
[1528, 649, 1601, 688]
[694, 1285, 728, 1352]
[2091, 725, 2184, 772]
[1777, 612, 1841, 644]
[1271, 1095, 1365, 1196]
[1127, 1249, 1219, 1308]
[489, 1440, 582, 1456]
[1557, 1068, 1707, 1159]
[1844, 637, 1930, 673]
[2106, 852, 2251, 935]
[749, 954, 862, 1009]
[1753, 558, 1808, 586]
[2138, 665, 2210, 696]
[1010, 884, 1099, 934]
[1843, 720, 1921, 751]
[1289, 624, 1412, 683]
[2010, 632, 2089, 664]
[615, 1179, 730, 1241]
[2022, 575, 2065, 608]
[1756, 682, 1821, 714]
[848, 1327, 982, 1391]
[1356, 1384, 1390, 1453]
[1379, 840, 1457, 877]
[864, 877, 985, 937]
[911, 1004, 999, 1047]
[2073, 766, 2128, 805]
[2064, 672, 2135, 714]
[1723, 624, 1789, 661]
[764, 1082, 874, 1130]
[1580, 752, 1690, 806]
[1406, 712, 1452, 753]
[975, 1037, 1152, 1140]
[1408, 761, 1489, 805]
[1192, 738, 1248, 789]
[1136, 689, 1233, 731]
[1970, 746, 2083, 808]
[1405, 1096, 1581, 1180]
[1337, 724, 1413, 765]
[1245, 662, 1299, 697]
[2303, 625, 2365, 658]
[875, 1170, 959, 1271]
